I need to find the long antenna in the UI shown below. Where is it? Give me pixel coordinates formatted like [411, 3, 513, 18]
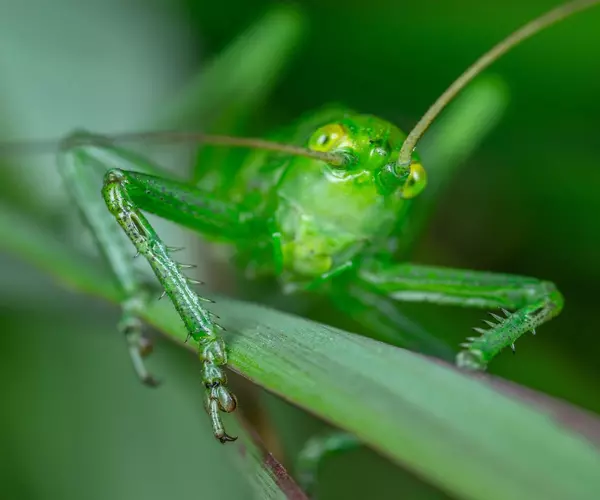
[397, 0, 600, 167]
[0, 131, 347, 167]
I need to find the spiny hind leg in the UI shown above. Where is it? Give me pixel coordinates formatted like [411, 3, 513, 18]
[59, 130, 258, 441]
[102, 168, 238, 442]
[357, 260, 564, 369]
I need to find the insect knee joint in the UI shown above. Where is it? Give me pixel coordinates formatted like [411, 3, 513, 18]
[540, 280, 564, 312]
[104, 168, 127, 185]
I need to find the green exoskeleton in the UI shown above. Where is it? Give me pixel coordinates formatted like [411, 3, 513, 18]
[4, 0, 597, 450]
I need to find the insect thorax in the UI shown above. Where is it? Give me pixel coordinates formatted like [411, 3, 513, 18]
[274, 154, 402, 284]
[222, 108, 420, 286]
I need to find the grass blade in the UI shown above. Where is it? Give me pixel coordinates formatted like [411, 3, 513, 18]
[1, 206, 600, 500]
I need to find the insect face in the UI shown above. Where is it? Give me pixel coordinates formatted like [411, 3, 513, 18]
[307, 115, 427, 199]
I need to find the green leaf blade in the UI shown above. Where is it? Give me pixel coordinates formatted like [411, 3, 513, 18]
[2, 184, 600, 500]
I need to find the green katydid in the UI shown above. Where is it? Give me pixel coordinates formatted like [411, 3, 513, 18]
[2, 0, 596, 449]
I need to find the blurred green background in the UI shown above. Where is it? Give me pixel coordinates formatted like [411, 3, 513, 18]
[1, 1, 599, 499]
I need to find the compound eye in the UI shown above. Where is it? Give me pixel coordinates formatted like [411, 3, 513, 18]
[401, 162, 427, 199]
[308, 123, 347, 152]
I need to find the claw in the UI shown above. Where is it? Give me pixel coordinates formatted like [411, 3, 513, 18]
[219, 434, 238, 444]
[158, 290, 166, 300]
[472, 327, 487, 335]
[501, 308, 511, 317]
[532, 328, 537, 336]
[511, 343, 516, 353]
[483, 319, 496, 328]
[142, 375, 161, 388]
[489, 312, 503, 322]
